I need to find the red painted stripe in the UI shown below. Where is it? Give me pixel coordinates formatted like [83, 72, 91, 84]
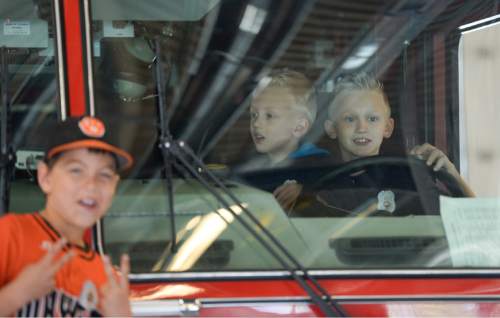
[63, 0, 86, 117]
[129, 278, 500, 316]
[130, 277, 500, 299]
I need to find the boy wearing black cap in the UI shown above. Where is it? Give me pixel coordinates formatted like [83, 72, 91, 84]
[0, 116, 133, 316]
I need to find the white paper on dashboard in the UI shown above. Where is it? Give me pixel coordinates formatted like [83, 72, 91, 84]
[440, 196, 500, 267]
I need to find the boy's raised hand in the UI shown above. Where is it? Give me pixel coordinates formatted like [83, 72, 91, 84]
[100, 254, 132, 317]
[0, 238, 74, 314]
[410, 143, 460, 178]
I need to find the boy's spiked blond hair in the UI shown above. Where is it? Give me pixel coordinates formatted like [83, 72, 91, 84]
[257, 68, 317, 123]
[328, 72, 390, 120]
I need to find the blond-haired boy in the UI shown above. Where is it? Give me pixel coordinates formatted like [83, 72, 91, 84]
[324, 73, 394, 162]
[288, 73, 473, 217]
[249, 69, 328, 209]
[323, 72, 473, 199]
[250, 68, 328, 164]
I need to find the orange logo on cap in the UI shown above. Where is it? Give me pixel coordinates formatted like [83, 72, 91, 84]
[78, 116, 106, 138]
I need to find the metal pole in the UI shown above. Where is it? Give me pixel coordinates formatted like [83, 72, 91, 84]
[0, 46, 11, 215]
[154, 38, 177, 253]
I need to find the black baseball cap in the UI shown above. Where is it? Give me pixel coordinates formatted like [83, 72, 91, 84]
[45, 116, 133, 171]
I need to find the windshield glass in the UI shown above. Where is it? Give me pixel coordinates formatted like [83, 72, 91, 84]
[6, 0, 500, 272]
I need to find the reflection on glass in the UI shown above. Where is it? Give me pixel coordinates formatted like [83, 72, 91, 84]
[166, 204, 246, 271]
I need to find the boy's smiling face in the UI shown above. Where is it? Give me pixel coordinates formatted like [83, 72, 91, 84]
[250, 86, 309, 164]
[38, 148, 119, 244]
[324, 89, 394, 162]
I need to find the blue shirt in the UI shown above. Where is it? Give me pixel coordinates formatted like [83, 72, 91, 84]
[289, 142, 330, 159]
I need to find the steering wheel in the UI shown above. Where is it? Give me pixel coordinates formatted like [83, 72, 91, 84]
[308, 156, 467, 216]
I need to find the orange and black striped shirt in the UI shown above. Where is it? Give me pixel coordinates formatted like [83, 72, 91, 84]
[0, 213, 107, 316]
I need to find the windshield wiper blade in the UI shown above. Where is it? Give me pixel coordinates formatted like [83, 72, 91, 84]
[152, 41, 345, 317]
[169, 140, 346, 317]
